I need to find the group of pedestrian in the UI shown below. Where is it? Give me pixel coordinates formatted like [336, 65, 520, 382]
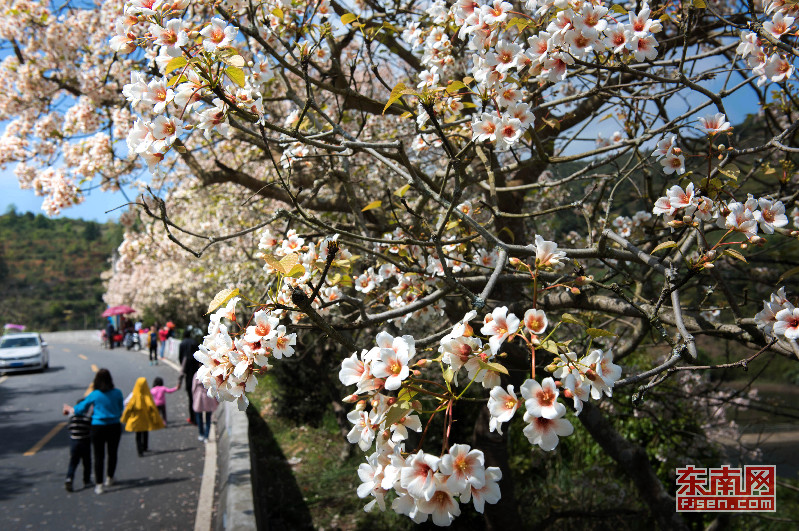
[147, 322, 175, 365]
[62, 351, 216, 494]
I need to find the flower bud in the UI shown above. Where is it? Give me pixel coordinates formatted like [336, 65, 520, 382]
[705, 250, 716, 260]
[570, 286, 581, 295]
[562, 388, 573, 399]
[667, 220, 683, 228]
[702, 262, 715, 269]
[355, 400, 367, 411]
[717, 144, 725, 150]
[750, 236, 764, 245]
[415, 358, 430, 368]
[412, 369, 421, 377]
[576, 275, 593, 285]
[385, 396, 397, 406]
[371, 397, 381, 409]
[545, 363, 558, 373]
[411, 400, 422, 411]
[740, 243, 748, 250]
[682, 215, 692, 225]
[509, 257, 522, 266]
[342, 393, 359, 403]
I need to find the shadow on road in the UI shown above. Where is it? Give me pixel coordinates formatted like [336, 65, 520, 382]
[109, 476, 191, 491]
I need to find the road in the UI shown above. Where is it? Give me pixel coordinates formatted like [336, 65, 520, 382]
[0, 332, 204, 530]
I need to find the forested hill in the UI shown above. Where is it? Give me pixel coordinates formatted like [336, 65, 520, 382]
[0, 207, 123, 332]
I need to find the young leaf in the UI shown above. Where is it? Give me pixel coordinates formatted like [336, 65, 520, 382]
[586, 328, 616, 338]
[341, 13, 358, 25]
[561, 313, 586, 327]
[446, 80, 467, 93]
[226, 66, 246, 87]
[361, 200, 382, 212]
[723, 248, 747, 263]
[778, 266, 799, 283]
[272, 8, 284, 19]
[651, 240, 678, 254]
[206, 287, 240, 314]
[164, 56, 188, 75]
[394, 183, 411, 197]
[383, 401, 412, 426]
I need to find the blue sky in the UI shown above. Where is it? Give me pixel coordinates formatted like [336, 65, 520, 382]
[0, 169, 129, 222]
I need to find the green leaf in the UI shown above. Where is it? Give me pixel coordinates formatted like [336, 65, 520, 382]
[561, 313, 586, 327]
[206, 288, 240, 315]
[397, 388, 417, 402]
[341, 13, 358, 25]
[383, 401, 412, 426]
[778, 266, 799, 283]
[272, 7, 284, 19]
[167, 74, 187, 87]
[476, 358, 508, 375]
[361, 200, 382, 212]
[587, 328, 615, 338]
[446, 80, 467, 93]
[651, 241, 678, 254]
[540, 340, 559, 354]
[693, 0, 707, 8]
[610, 4, 628, 14]
[442, 367, 455, 384]
[382, 82, 417, 114]
[717, 164, 740, 181]
[225, 66, 246, 87]
[723, 248, 747, 263]
[164, 56, 188, 75]
[394, 183, 411, 197]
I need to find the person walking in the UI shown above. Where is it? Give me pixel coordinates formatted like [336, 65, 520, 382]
[121, 377, 164, 456]
[178, 329, 199, 424]
[148, 325, 159, 365]
[61, 399, 92, 492]
[68, 369, 123, 494]
[158, 325, 169, 359]
[150, 377, 179, 424]
[192, 374, 218, 443]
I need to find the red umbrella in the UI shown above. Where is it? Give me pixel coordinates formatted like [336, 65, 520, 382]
[101, 305, 136, 317]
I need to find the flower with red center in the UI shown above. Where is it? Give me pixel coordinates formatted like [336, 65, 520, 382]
[200, 17, 237, 52]
[439, 443, 486, 495]
[523, 308, 548, 335]
[774, 306, 799, 339]
[480, 306, 520, 355]
[486, 384, 519, 434]
[521, 377, 565, 419]
[522, 408, 574, 451]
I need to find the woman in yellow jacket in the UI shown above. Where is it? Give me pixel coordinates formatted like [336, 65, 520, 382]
[121, 377, 165, 456]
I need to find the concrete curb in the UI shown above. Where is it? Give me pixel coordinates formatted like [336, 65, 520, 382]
[213, 401, 257, 531]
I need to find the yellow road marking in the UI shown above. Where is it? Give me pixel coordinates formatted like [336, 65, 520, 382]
[0, 376, 7, 385]
[24, 422, 67, 456]
[78, 354, 87, 360]
[91, 364, 98, 373]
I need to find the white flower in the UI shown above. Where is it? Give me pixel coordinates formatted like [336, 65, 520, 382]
[533, 234, 566, 270]
[698, 112, 731, 134]
[522, 409, 574, 451]
[523, 308, 547, 335]
[774, 307, 799, 339]
[520, 377, 565, 419]
[480, 306, 520, 355]
[438, 444, 486, 494]
[200, 17, 237, 52]
[486, 385, 519, 435]
[754, 198, 789, 234]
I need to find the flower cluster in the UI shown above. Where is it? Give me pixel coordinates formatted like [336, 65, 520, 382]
[652, 183, 789, 239]
[755, 287, 799, 340]
[194, 299, 298, 411]
[737, 1, 797, 86]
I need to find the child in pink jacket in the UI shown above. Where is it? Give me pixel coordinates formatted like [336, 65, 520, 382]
[150, 377, 179, 424]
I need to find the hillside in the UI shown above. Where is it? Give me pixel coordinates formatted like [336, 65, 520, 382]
[0, 207, 123, 332]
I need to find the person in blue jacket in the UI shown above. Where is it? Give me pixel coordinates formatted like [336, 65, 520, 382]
[68, 368, 124, 494]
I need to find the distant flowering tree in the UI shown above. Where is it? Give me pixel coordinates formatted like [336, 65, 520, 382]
[3, 0, 799, 527]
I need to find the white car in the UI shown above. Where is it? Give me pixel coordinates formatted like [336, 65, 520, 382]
[0, 333, 49, 373]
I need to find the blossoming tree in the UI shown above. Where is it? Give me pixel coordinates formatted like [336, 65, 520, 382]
[3, 0, 799, 526]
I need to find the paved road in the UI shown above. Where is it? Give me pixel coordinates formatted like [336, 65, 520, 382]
[0, 333, 204, 530]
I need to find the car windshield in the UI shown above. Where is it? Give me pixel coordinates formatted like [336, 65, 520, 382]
[0, 337, 39, 348]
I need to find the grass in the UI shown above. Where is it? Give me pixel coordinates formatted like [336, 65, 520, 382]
[246, 374, 413, 530]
